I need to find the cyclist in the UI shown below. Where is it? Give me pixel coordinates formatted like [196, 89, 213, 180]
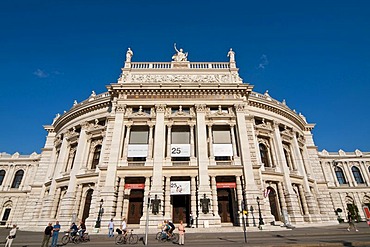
[168, 220, 176, 236]
[70, 222, 78, 237]
[78, 221, 86, 237]
[162, 220, 170, 239]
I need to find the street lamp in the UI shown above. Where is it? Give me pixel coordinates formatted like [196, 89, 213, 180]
[95, 199, 104, 229]
[256, 196, 264, 228]
[250, 205, 256, 227]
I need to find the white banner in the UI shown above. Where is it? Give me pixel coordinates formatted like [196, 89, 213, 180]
[170, 181, 191, 195]
[171, 144, 191, 157]
[213, 144, 233, 156]
[127, 144, 148, 157]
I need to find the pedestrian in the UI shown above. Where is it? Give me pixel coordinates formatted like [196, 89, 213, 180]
[189, 212, 194, 228]
[347, 211, 359, 232]
[4, 224, 17, 247]
[51, 220, 61, 247]
[41, 222, 53, 247]
[108, 218, 114, 237]
[121, 217, 127, 236]
[178, 220, 185, 245]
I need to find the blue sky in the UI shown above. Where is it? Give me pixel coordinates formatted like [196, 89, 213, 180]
[0, 0, 369, 154]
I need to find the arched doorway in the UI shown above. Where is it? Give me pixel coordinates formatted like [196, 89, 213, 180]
[1, 200, 12, 226]
[268, 187, 281, 221]
[82, 189, 93, 222]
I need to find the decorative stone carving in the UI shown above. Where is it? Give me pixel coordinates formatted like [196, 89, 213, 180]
[155, 104, 166, 113]
[234, 104, 245, 112]
[130, 74, 231, 83]
[195, 104, 207, 113]
[126, 48, 133, 63]
[227, 48, 235, 63]
[172, 43, 188, 62]
[116, 104, 126, 113]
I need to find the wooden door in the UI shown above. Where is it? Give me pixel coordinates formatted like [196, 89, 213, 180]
[127, 190, 143, 224]
[172, 195, 188, 223]
[218, 189, 231, 222]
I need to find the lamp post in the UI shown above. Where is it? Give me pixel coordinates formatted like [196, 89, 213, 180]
[95, 199, 104, 229]
[256, 196, 264, 228]
[250, 205, 256, 227]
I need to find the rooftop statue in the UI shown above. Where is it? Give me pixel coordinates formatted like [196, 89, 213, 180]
[126, 48, 134, 63]
[172, 43, 188, 62]
[227, 48, 235, 63]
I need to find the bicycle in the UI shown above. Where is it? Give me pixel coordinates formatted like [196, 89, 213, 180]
[61, 231, 80, 245]
[74, 231, 90, 243]
[115, 229, 138, 245]
[156, 231, 179, 243]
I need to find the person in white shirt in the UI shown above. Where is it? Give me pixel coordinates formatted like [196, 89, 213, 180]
[5, 224, 17, 247]
[108, 219, 114, 237]
[121, 217, 127, 236]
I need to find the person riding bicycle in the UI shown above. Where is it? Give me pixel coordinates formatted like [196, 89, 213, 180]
[162, 220, 171, 239]
[168, 220, 175, 236]
[70, 222, 78, 237]
[78, 221, 86, 237]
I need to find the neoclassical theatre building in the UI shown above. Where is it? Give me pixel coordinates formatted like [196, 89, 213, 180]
[1, 47, 370, 231]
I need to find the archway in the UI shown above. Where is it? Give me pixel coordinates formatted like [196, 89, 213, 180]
[268, 187, 281, 221]
[82, 189, 93, 222]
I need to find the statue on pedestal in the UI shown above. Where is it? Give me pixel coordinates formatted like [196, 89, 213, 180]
[227, 48, 235, 63]
[172, 43, 188, 62]
[126, 48, 133, 63]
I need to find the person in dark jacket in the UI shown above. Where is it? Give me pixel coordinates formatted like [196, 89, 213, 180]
[41, 223, 53, 247]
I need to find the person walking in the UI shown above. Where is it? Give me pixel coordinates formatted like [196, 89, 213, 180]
[178, 220, 185, 245]
[41, 222, 53, 247]
[51, 221, 61, 247]
[347, 211, 359, 232]
[4, 224, 17, 247]
[108, 218, 114, 237]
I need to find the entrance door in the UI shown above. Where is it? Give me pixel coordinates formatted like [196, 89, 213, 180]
[172, 195, 189, 223]
[127, 190, 144, 224]
[1, 208, 11, 225]
[217, 189, 235, 223]
[268, 188, 281, 221]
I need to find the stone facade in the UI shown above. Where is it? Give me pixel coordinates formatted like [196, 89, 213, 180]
[0, 47, 368, 231]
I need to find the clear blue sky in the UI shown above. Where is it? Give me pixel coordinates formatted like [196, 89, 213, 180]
[0, 0, 369, 154]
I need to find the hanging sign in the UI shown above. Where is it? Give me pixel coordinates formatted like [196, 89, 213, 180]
[171, 144, 191, 157]
[124, 183, 145, 189]
[216, 182, 236, 188]
[170, 181, 191, 195]
[213, 144, 233, 156]
[127, 144, 148, 157]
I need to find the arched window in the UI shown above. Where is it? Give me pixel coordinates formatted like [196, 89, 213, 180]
[352, 166, 364, 184]
[335, 167, 347, 185]
[0, 170, 5, 186]
[91, 145, 102, 170]
[259, 144, 271, 167]
[11, 170, 24, 188]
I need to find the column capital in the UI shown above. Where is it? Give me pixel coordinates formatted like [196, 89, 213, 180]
[155, 104, 166, 112]
[234, 103, 245, 112]
[195, 104, 207, 113]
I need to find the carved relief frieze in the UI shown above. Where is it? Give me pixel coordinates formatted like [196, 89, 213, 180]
[130, 74, 232, 83]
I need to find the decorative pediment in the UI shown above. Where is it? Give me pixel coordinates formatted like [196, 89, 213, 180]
[166, 106, 195, 118]
[206, 106, 235, 118]
[125, 106, 155, 118]
[281, 128, 294, 141]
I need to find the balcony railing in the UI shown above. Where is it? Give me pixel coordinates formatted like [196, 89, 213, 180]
[130, 62, 230, 70]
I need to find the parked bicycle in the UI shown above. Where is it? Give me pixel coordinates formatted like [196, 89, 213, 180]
[156, 231, 179, 243]
[115, 229, 138, 245]
[61, 231, 80, 245]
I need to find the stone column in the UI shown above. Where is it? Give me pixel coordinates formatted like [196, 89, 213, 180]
[147, 123, 154, 160]
[166, 124, 172, 162]
[140, 176, 151, 227]
[151, 105, 166, 195]
[74, 184, 83, 220]
[230, 124, 238, 159]
[234, 104, 258, 192]
[190, 176, 197, 222]
[272, 122, 302, 223]
[115, 177, 125, 220]
[343, 162, 355, 186]
[207, 124, 214, 160]
[236, 176, 243, 224]
[210, 176, 219, 217]
[164, 176, 171, 218]
[59, 125, 88, 223]
[50, 187, 62, 219]
[276, 182, 287, 213]
[101, 104, 126, 225]
[298, 184, 309, 216]
[122, 125, 131, 160]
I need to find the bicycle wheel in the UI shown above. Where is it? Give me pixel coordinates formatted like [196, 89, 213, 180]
[115, 235, 123, 245]
[171, 233, 179, 243]
[156, 232, 162, 240]
[73, 236, 81, 244]
[62, 235, 70, 245]
[129, 234, 138, 244]
[83, 233, 90, 242]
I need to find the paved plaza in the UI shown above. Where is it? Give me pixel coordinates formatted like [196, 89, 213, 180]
[1, 222, 370, 247]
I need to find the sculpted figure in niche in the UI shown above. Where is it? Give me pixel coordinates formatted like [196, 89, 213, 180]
[172, 43, 188, 62]
[126, 48, 133, 63]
